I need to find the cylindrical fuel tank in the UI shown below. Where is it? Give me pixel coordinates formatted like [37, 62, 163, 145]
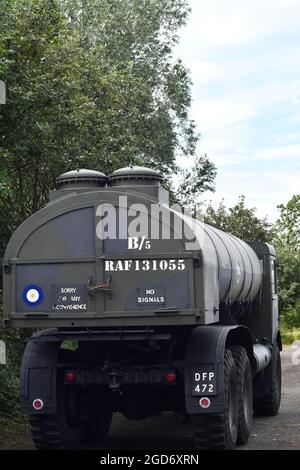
[108, 166, 263, 306]
[172, 206, 263, 306]
[200, 222, 262, 303]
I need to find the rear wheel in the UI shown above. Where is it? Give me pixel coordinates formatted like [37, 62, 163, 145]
[253, 343, 281, 416]
[230, 346, 253, 445]
[29, 382, 81, 450]
[81, 411, 112, 445]
[190, 348, 238, 450]
[30, 347, 113, 449]
[30, 384, 113, 449]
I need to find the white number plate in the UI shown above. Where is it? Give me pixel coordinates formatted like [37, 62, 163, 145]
[192, 367, 216, 396]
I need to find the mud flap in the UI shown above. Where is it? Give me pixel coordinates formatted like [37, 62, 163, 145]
[184, 325, 253, 414]
[20, 329, 60, 415]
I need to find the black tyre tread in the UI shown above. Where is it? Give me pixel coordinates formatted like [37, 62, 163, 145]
[29, 414, 64, 450]
[29, 369, 81, 450]
[230, 346, 253, 445]
[81, 412, 112, 444]
[191, 349, 238, 450]
[253, 344, 281, 416]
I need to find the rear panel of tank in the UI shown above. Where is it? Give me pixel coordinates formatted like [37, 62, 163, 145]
[4, 178, 263, 329]
[3, 191, 207, 328]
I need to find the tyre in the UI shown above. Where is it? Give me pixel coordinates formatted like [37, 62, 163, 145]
[253, 343, 281, 416]
[190, 348, 238, 450]
[29, 349, 81, 450]
[81, 411, 112, 445]
[29, 383, 81, 450]
[230, 346, 253, 445]
[30, 384, 112, 449]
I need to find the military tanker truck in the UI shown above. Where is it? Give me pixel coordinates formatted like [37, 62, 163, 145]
[3, 166, 281, 450]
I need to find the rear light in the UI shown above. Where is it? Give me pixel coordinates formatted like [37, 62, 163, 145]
[199, 397, 211, 408]
[32, 398, 44, 410]
[65, 372, 76, 383]
[166, 372, 176, 384]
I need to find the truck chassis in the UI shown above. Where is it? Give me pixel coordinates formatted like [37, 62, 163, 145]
[21, 325, 281, 450]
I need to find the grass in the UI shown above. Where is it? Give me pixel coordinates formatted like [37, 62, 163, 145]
[0, 416, 31, 450]
[0, 415, 27, 434]
[281, 327, 300, 345]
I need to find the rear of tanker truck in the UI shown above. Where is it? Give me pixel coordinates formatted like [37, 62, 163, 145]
[3, 166, 282, 450]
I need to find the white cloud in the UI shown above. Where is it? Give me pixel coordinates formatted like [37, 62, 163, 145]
[175, 0, 300, 222]
[253, 144, 300, 160]
[191, 100, 257, 132]
[187, 60, 224, 84]
[206, 168, 299, 221]
[178, 0, 300, 54]
[274, 0, 300, 7]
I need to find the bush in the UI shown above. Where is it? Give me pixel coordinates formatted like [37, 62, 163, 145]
[0, 318, 25, 423]
[280, 302, 300, 344]
[280, 326, 300, 345]
[280, 303, 300, 329]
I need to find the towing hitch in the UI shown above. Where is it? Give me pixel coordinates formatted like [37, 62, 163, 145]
[108, 370, 121, 392]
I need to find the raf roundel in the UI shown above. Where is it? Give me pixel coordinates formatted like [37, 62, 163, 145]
[23, 285, 43, 307]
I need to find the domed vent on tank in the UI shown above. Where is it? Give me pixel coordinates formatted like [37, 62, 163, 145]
[109, 166, 162, 187]
[56, 169, 107, 189]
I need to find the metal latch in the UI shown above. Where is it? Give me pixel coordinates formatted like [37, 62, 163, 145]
[88, 275, 112, 299]
[4, 260, 11, 274]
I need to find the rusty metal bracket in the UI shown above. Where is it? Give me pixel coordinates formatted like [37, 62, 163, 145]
[87, 275, 112, 299]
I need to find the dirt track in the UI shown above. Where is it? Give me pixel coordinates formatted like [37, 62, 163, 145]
[1, 347, 299, 450]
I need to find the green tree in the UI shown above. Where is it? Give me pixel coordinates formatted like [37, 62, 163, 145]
[275, 195, 300, 248]
[173, 154, 217, 206]
[61, 0, 198, 168]
[0, 0, 203, 228]
[273, 195, 300, 327]
[204, 195, 274, 242]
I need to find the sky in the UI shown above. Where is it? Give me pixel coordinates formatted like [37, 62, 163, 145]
[175, 0, 300, 221]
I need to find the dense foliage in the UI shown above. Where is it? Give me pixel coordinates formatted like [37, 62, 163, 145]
[204, 195, 274, 242]
[0, 0, 201, 225]
[204, 195, 300, 330]
[273, 196, 300, 328]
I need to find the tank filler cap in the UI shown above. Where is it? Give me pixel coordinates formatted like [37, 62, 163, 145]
[109, 166, 162, 186]
[56, 169, 107, 189]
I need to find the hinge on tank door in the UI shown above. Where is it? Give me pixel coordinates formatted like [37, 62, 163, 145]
[4, 260, 11, 274]
[87, 275, 112, 300]
[193, 256, 201, 268]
